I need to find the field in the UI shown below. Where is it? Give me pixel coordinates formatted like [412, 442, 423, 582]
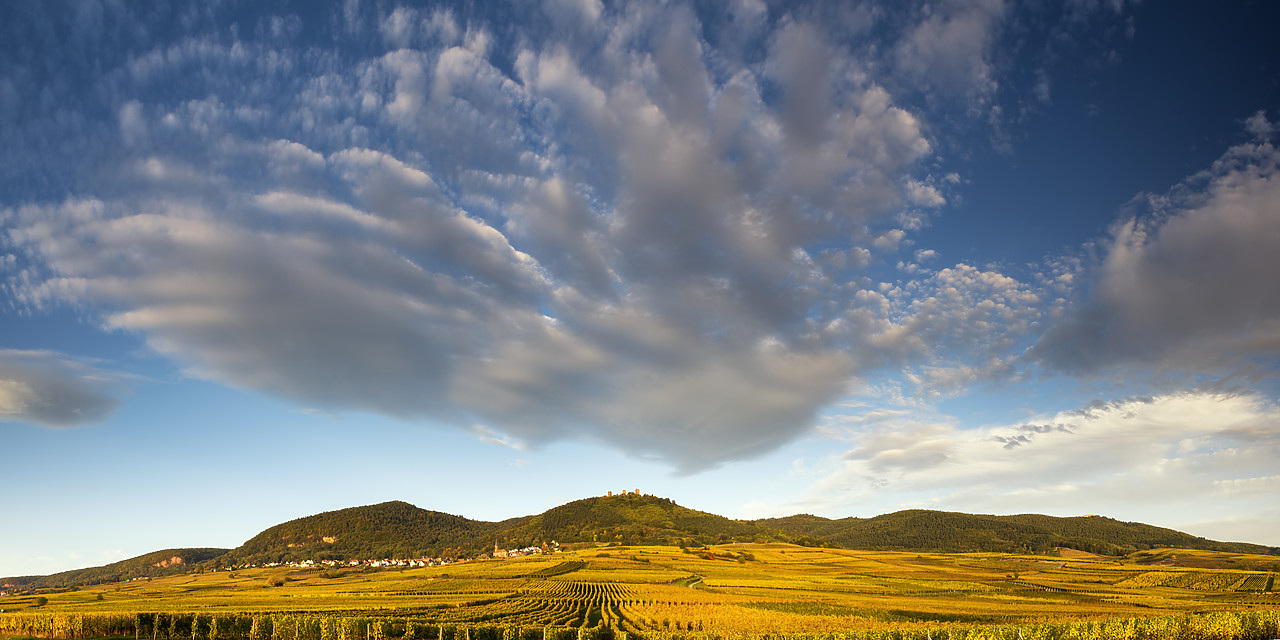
[3, 544, 1278, 639]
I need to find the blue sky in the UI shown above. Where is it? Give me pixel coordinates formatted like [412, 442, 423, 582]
[3, 0, 1280, 577]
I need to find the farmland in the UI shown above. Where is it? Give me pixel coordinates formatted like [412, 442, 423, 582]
[3, 544, 1278, 639]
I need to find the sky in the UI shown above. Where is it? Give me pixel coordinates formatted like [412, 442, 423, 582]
[2, 0, 1279, 577]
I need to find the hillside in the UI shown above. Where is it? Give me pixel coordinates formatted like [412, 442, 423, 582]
[7, 497, 1276, 588]
[7, 544, 1278, 634]
[224, 501, 498, 565]
[498, 493, 786, 548]
[1, 548, 229, 589]
[755, 510, 1277, 556]
[226, 494, 788, 565]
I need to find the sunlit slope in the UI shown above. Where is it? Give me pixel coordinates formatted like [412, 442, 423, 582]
[0, 549, 229, 589]
[7, 497, 1276, 590]
[226, 501, 497, 565]
[230, 495, 789, 567]
[500, 494, 783, 547]
[4, 544, 1277, 630]
[756, 510, 1277, 555]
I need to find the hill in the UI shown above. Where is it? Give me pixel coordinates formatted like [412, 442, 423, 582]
[1, 548, 229, 590]
[754, 510, 1277, 556]
[498, 493, 787, 548]
[224, 501, 498, 565]
[7, 497, 1276, 588]
[225, 494, 789, 566]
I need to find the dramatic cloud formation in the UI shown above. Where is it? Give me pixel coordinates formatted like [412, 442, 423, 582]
[6, 0, 1280, 580]
[3, 1, 955, 470]
[2, 1, 1276, 477]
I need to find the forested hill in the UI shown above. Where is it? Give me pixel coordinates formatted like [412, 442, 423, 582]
[224, 501, 498, 566]
[754, 510, 1276, 556]
[0, 548, 228, 589]
[228, 495, 788, 566]
[497, 494, 787, 548]
[8, 498, 1276, 588]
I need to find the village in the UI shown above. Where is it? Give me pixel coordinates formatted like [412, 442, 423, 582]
[0, 541, 562, 594]
[234, 541, 555, 572]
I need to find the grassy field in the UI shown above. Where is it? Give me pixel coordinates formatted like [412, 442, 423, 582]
[3, 544, 1278, 638]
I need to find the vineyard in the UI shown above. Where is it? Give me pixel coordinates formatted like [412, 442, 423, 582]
[4, 544, 1278, 640]
[4, 609, 1280, 640]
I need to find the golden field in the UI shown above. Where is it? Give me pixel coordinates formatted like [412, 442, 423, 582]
[3, 544, 1278, 639]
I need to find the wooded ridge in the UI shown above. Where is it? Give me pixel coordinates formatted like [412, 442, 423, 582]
[7, 494, 1275, 588]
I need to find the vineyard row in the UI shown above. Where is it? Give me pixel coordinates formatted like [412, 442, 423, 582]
[2, 610, 1279, 640]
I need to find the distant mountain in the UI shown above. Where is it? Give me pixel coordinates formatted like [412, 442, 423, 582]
[755, 510, 1277, 556]
[8, 498, 1276, 589]
[1, 548, 228, 589]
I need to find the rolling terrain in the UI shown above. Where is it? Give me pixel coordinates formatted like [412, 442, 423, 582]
[5, 494, 1275, 590]
[0, 549, 229, 590]
[227, 501, 494, 566]
[757, 510, 1275, 557]
[3, 543, 1278, 639]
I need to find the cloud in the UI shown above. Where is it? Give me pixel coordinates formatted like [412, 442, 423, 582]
[841, 262, 1045, 384]
[810, 391, 1280, 523]
[2, 4, 953, 471]
[1031, 134, 1280, 377]
[471, 424, 527, 450]
[0, 350, 121, 427]
[543, 0, 604, 33]
[1244, 109, 1275, 140]
[3, 1, 1237, 476]
[843, 420, 956, 472]
[894, 0, 1007, 107]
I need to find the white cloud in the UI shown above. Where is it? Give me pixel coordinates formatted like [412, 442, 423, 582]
[1244, 109, 1274, 140]
[894, 0, 1007, 106]
[843, 263, 1043, 382]
[905, 179, 946, 207]
[379, 6, 419, 48]
[873, 229, 908, 252]
[266, 140, 326, 173]
[380, 49, 432, 124]
[807, 391, 1280, 528]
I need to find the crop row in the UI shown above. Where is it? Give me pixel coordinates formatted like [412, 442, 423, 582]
[1118, 571, 1275, 592]
[3, 610, 1279, 640]
[0, 613, 622, 640]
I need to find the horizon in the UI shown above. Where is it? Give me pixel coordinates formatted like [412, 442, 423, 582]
[6, 493, 1275, 580]
[3, 0, 1279, 577]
